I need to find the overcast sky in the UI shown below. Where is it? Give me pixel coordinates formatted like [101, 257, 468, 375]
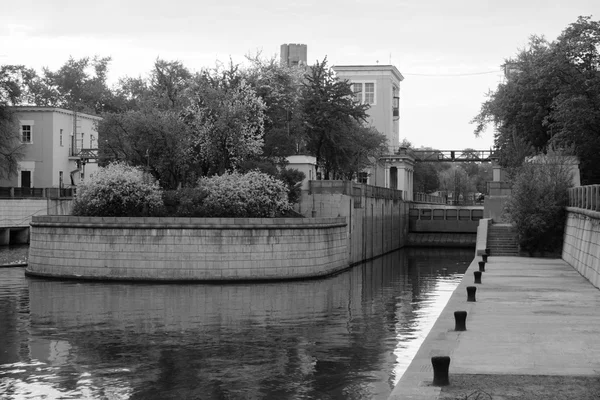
[1, 0, 598, 150]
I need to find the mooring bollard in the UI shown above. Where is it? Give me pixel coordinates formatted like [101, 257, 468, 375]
[454, 311, 467, 331]
[482, 254, 488, 263]
[431, 356, 451, 386]
[467, 286, 477, 302]
[478, 261, 486, 272]
[474, 270, 482, 284]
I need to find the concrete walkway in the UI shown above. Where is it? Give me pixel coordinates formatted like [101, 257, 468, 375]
[389, 255, 600, 400]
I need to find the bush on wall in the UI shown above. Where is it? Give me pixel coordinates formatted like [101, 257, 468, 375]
[503, 154, 573, 254]
[72, 162, 164, 217]
[198, 170, 291, 217]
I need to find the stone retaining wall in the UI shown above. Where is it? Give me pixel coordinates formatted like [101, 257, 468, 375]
[26, 216, 348, 281]
[563, 207, 600, 289]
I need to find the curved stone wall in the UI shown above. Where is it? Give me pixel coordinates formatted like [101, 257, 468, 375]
[26, 216, 348, 281]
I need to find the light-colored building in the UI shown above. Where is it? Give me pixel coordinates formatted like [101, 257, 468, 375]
[331, 65, 410, 196]
[0, 107, 101, 189]
[332, 65, 403, 149]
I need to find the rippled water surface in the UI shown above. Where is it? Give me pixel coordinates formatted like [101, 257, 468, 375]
[0, 247, 471, 399]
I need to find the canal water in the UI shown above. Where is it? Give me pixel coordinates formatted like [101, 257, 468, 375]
[0, 246, 472, 400]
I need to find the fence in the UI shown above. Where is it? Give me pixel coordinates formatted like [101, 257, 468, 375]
[0, 187, 76, 199]
[413, 192, 445, 204]
[568, 185, 600, 211]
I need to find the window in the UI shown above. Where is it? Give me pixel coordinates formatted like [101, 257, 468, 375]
[21, 125, 32, 143]
[60, 129, 63, 146]
[351, 82, 376, 105]
[59, 171, 63, 188]
[352, 83, 362, 103]
[364, 83, 375, 104]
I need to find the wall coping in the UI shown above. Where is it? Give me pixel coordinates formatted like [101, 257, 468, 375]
[475, 218, 491, 256]
[566, 207, 600, 220]
[31, 215, 347, 230]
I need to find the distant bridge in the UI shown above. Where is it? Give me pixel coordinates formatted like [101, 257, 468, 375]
[385, 147, 496, 163]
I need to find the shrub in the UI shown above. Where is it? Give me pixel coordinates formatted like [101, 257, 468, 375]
[503, 155, 572, 254]
[198, 170, 291, 217]
[277, 168, 305, 204]
[72, 162, 164, 217]
[162, 187, 209, 217]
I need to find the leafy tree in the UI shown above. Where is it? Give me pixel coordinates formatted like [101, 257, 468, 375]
[0, 65, 33, 179]
[413, 162, 440, 194]
[244, 55, 306, 159]
[181, 74, 266, 175]
[72, 162, 164, 217]
[438, 165, 476, 204]
[332, 122, 388, 180]
[473, 16, 600, 184]
[302, 58, 369, 178]
[503, 153, 572, 254]
[23, 56, 117, 114]
[98, 109, 193, 189]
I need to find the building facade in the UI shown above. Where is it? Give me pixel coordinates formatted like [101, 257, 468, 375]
[331, 65, 403, 148]
[331, 65, 409, 195]
[0, 107, 101, 189]
[280, 43, 308, 67]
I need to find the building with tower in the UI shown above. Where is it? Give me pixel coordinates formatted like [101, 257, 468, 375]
[280, 44, 307, 67]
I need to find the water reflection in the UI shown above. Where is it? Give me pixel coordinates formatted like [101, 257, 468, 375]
[0, 247, 471, 400]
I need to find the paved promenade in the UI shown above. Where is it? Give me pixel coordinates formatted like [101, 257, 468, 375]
[389, 255, 600, 399]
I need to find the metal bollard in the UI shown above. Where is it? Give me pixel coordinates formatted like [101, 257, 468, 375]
[467, 286, 477, 302]
[431, 356, 451, 386]
[474, 270, 482, 284]
[482, 254, 488, 263]
[454, 311, 467, 331]
[478, 261, 486, 272]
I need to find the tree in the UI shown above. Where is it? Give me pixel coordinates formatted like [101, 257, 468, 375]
[181, 73, 267, 176]
[0, 65, 32, 179]
[503, 153, 572, 254]
[472, 16, 600, 184]
[413, 162, 440, 193]
[24, 56, 117, 114]
[302, 58, 369, 178]
[98, 109, 193, 189]
[438, 165, 476, 204]
[244, 55, 306, 159]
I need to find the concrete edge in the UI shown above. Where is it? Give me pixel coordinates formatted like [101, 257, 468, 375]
[388, 256, 480, 400]
[475, 218, 490, 256]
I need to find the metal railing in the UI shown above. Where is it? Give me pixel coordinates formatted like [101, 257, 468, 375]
[568, 185, 600, 211]
[413, 192, 445, 204]
[0, 187, 76, 199]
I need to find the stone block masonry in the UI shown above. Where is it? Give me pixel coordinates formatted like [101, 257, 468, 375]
[563, 207, 600, 289]
[26, 216, 348, 281]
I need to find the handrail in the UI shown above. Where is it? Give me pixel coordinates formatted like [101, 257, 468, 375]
[0, 187, 76, 199]
[568, 185, 600, 211]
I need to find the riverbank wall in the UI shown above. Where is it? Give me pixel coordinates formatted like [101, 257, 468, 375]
[295, 181, 409, 265]
[26, 216, 348, 281]
[562, 185, 600, 289]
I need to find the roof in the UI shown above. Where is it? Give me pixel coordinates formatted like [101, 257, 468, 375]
[9, 106, 103, 121]
[332, 65, 404, 82]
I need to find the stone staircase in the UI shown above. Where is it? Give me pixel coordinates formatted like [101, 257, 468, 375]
[487, 223, 519, 256]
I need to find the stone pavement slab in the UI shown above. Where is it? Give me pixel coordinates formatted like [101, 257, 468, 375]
[389, 256, 600, 400]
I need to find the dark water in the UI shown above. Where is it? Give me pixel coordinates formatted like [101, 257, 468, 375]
[0, 247, 472, 400]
